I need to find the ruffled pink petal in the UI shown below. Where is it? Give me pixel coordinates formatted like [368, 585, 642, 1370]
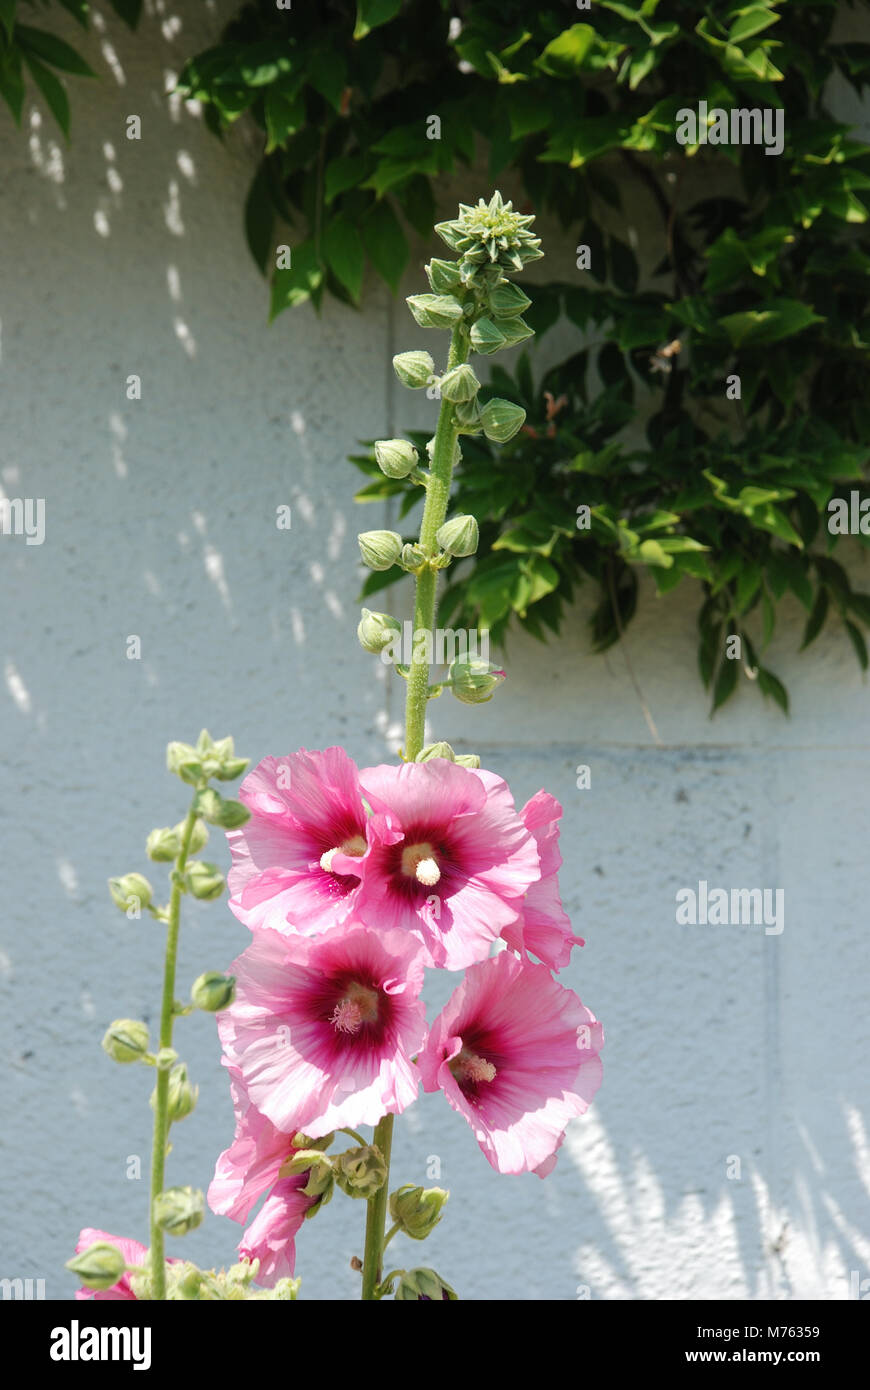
[238, 1177, 314, 1286]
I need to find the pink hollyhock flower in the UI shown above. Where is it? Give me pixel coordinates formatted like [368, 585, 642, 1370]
[417, 950, 603, 1175]
[219, 919, 427, 1138]
[73, 1230, 149, 1301]
[356, 760, 540, 970]
[501, 791, 585, 972]
[238, 1177, 316, 1286]
[208, 1075, 300, 1224]
[227, 747, 370, 935]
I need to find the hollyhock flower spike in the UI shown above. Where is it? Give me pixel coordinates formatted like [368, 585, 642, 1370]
[418, 950, 603, 1175]
[356, 759, 540, 970]
[500, 790, 586, 972]
[227, 747, 371, 935]
[218, 918, 427, 1138]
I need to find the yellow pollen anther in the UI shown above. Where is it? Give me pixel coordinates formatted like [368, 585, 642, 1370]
[320, 835, 367, 874]
[401, 841, 440, 885]
[451, 1048, 497, 1086]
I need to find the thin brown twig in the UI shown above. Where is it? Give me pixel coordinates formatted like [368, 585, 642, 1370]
[606, 561, 663, 746]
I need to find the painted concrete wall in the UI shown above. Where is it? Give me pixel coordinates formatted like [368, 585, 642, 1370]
[1, 3, 868, 1301]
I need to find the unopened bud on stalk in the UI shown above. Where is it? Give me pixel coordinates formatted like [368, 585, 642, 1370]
[358, 608, 402, 655]
[389, 1184, 449, 1240]
[153, 1186, 204, 1237]
[151, 1062, 198, 1123]
[416, 742, 456, 762]
[424, 258, 462, 293]
[448, 655, 506, 704]
[184, 861, 225, 900]
[66, 1242, 128, 1292]
[469, 317, 507, 354]
[358, 530, 403, 571]
[392, 351, 435, 389]
[394, 1267, 458, 1300]
[146, 827, 180, 862]
[454, 753, 482, 768]
[375, 438, 419, 479]
[436, 515, 479, 558]
[108, 872, 153, 913]
[400, 542, 427, 573]
[480, 398, 526, 443]
[488, 281, 532, 317]
[438, 363, 480, 403]
[102, 1018, 150, 1064]
[190, 971, 236, 1012]
[406, 294, 464, 329]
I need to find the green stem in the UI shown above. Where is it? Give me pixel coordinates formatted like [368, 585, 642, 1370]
[361, 1114, 394, 1299]
[148, 799, 199, 1300]
[360, 328, 470, 1300]
[404, 323, 467, 761]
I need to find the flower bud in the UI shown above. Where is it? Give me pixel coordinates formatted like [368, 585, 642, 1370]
[302, 1158, 335, 1205]
[195, 788, 249, 829]
[416, 741, 456, 762]
[190, 970, 236, 1012]
[436, 514, 479, 558]
[389, 1184, 449, 1240]
[166, 741, 204, 786]
[453, 396, 483, 434]
[290, 1131, 335, 1151]
[152, 1062, 198, 1123]
[438, 363, 480, 403]
[454, 753, 481, 768]
[108, 872, 153, 914]
[400, 542, 427, 573]
[153, 1186, 205, 1237]
[66, 1241, 128, 1292]
[492, 316, 533, 348]
[374, 438, 419, 479]
[334, 1145, 388, 1199]
[358, 530, 403, 571]
[469, 317, 507, 355]
[146, 827, 180, 862]
[425, 258, 462, 293]
[358, 608, 402, 655]
[488, 281, 532, 317]
[406, 293, 464, 329]
[102, 1018, 150, 1064]
[394, 1267, 458, 1300]
[214, 756, 250, 782]
[184, 861, 225, 900]
[392, 350, 435, 389]
[448, 655, 506, 704]
[425, 436, 462, 467]
[480, 397, 526, 443]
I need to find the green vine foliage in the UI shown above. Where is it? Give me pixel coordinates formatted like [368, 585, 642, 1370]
[6, 0, 870, 712]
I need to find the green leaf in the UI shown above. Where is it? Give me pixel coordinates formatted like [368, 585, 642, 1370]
[0, 0, 16, 41]
[718, 300, 824, 347]
[735, 561, 761, 612]
[354, 0, 401, 41]
[264, 85, 304, 152]
[800, 588, 829, 649]
[711, 649, 739, 712]
[325, 154, 369, 204]
[846, 592, 870, 627]
[324, 212, 365, 304]
[728, 8, 781, 45]
[16, 26, 96, 77]
[270, 240, 324, 320]
[0, 52, 25, 124]
[307, 49, 347, 111]
[756, 666, 789, 714]
[56, 0, 89, 28]
[109, 0, 143, 26]
[22, 52, 70, 138]
[362, 199, 408, 294]
[244, 163, 275, 276]
[844, 620, 869, 671]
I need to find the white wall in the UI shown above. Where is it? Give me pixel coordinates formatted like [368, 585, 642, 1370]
[1, 2, 868, 1301]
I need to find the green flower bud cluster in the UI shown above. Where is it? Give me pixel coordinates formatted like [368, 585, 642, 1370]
[167, 730, 249, 786]
[129, 1258, 301, 1301]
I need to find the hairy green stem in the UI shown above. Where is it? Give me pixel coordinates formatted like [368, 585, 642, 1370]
[148, 800, 198, 1300]
[361, 325, 468, 1299]
[404, 323, 466, 761]
[361, 1113, 395, 1299]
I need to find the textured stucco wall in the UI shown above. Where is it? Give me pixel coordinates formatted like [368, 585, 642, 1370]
[1, 3, 868, 1302]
